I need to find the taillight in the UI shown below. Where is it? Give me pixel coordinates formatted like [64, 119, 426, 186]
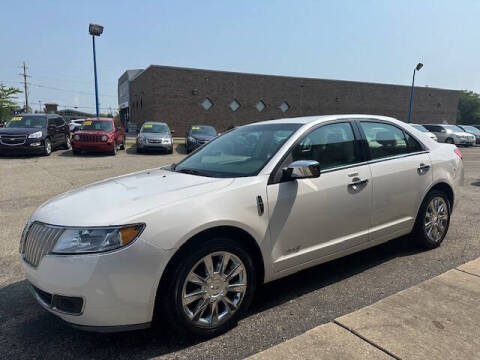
[454, 148, 463, 160]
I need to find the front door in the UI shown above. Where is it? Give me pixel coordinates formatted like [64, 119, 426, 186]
[267, 121, 372, 273]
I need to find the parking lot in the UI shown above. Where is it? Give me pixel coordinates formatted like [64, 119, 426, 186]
[1, 145, 479, 360]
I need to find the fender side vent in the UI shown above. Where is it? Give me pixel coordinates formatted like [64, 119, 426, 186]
[257, 196, 264, 216]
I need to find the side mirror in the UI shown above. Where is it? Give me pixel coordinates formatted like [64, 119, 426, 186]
[171, 130, 175, 134]
[284, 160, 321, 180]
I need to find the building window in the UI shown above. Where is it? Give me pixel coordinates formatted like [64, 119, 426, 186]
[256, 100, 266, 112]
[201, 98, 213, 111]
[279, 101, 290, 113]
[229, 99, 241, 112]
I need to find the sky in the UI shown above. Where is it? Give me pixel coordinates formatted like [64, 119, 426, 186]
[1, 0, 479, 113]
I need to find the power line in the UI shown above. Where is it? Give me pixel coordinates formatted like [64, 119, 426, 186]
[0, 80, 116, 98]
[18, 62, 31, 110]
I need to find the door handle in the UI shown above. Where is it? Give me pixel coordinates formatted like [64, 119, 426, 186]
[417, 163, 430, 173]
[349, 177, 369, 191]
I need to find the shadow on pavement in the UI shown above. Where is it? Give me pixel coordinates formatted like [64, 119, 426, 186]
[0, 235, 423, 359]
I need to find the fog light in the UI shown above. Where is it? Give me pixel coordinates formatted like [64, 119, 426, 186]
[30, 142, 41, 147]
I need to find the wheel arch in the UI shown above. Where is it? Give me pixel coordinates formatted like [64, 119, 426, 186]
[428, 181, 454, 208]
[153, 225, 265, 315]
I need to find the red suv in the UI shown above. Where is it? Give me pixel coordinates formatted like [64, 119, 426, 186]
[72, 118, 125, 155]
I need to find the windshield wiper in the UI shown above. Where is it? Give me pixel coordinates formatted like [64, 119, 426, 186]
[176, 168, 209, 176]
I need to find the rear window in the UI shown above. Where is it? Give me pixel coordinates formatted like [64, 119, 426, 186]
[81, 120, 113, 131]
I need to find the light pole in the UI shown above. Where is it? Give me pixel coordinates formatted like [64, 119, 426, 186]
[89, 23, 104, 118]
[407, 62, 423, 123]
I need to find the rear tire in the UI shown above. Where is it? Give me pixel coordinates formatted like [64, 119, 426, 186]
[159, 237, 257, 339]
[413, 190, 451, 249]
[119, 141, 126, 150]
[63, 135, 71, 150]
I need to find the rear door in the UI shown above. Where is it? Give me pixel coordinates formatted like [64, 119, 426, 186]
[358, 120, 432, 242]
[55, 117, 67, 143]
[47, 117, 57, 144]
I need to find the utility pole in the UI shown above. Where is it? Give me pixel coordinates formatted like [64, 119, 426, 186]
[39, 100, 42, 113]
[19, 61, 30, 112]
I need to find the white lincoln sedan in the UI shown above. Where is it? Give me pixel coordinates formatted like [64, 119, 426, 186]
[20, 115, 464, 337]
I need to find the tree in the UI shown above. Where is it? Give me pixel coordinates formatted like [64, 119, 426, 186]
[457, 90, 480, 125]
[0, 84, 22, 122]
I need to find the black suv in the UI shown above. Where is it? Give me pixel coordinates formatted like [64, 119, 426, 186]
[0, 114, 71, 156]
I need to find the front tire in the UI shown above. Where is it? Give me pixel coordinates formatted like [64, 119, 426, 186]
[111, 141, 117, 156]
[413, 190, 451, 249]
[160, 238, 257, 338]
[43, 138, 52, 156]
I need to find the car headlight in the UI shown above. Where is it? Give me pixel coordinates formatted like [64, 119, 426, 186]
[28, 131, 43, 139]
[51, 224, 145, 254]
[188, 137, 196, 143]
[74, 134, 80, 141]
[162, 137, 172, 144]
[101, 135, 108, 142]
[137, 136, 145, 143]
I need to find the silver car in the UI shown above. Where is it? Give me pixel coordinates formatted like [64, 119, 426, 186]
[458, 125, 480, 145]
[136, 122, 173, 153]
[20, 115, 463, 338]
[423, 124, 475, 146]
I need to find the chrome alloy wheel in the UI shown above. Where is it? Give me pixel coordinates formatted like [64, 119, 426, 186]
[181, 251, 247, 327]
[424, 196, 449, 243]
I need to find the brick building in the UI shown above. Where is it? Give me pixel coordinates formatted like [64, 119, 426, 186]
[124, 65, 459, 135]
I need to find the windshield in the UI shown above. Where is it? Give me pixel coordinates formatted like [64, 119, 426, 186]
[191, 125, 217, 136]
[443, 125, 464, 133]
[81, 120, 113, 131]
[141, 123, 169, 134]
[461, 125, 480, 134]
[6, 116, 46, 128]
[175, 123, 301, 177]
[412, 124, 428, 132]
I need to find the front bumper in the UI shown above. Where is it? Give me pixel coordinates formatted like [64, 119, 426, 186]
[0, 139, 45, 154]
[457, 138, 475, 145]
[136, 140, 172, 151]
[21, 238, 171, 329]
[72, 141, 114, 153]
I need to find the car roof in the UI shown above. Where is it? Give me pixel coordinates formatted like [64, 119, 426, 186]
[143, 121, 167, 126]
[250, 114, 397, 126]
[190, 124, 215, 128]
[85, 117, 114, 121]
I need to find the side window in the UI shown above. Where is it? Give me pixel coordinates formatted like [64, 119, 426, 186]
[291, 122, 359, 171]
[360, 122, 409, 159]
[405, 132, 423, 152]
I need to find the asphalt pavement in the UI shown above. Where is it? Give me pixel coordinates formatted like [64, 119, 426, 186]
[0, 145, 479, 360]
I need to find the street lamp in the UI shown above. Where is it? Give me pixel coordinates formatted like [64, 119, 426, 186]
[89, 23, 104, 118]
[407, 62, 423, 123]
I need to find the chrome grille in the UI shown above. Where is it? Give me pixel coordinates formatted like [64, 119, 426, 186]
[0, 135, 26, 146]
[79, 134, 102, 143]
[21, 223, 64, 267]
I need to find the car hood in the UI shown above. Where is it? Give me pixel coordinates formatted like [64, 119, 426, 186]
[191, 134, 216, 141]
[453, 131, 475, 137]
[0, 127, 44, 135]
[31, 168, 234, 227]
